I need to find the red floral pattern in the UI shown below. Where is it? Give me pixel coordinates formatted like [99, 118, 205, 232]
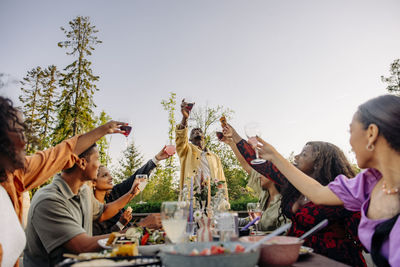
[237, 139, 366, 267]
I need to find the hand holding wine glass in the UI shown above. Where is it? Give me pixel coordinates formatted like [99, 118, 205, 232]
[136, 174, 148, 204]
[181, 98, 195, 118]
[255, 136, 279, 162]
[244, 123, 266, 164]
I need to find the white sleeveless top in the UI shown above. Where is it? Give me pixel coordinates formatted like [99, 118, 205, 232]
[0, 185, 26, 267]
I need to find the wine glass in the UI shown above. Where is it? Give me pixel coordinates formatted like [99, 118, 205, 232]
[136, 174, 148, 204]
[118, 117, 132, 148]
[164, 140, 176, 156]
[244, 122, 266, 164]
[183, 97, 195, 112]
[247, 202, 262, 235]
[161, 201, 188, 243]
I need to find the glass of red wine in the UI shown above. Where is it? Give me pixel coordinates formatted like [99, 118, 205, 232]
[184, 98, 195, 112]
[120, 125, 132, 137]
[216, 131, 224, 141]
[118, 118, 132, 148]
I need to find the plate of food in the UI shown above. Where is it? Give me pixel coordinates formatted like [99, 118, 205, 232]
[299, 246, 313, 256]
[98, 227, 166, 255]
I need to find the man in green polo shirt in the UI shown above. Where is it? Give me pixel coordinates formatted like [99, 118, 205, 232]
[24, 142, 141, 267]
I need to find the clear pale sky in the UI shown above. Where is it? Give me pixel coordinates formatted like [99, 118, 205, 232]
[1, 0, 399, 168]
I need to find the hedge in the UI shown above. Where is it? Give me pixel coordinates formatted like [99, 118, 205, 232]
[127, 198, 258, 213]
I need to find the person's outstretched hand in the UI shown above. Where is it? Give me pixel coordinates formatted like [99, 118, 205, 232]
[256, 136, 278, 162]
[102, 120, 127, 134]
[119, 209, 133, 226]
[180, 99, 191, 119]
[129, 178, 141, 197]
[155, 146, 173, 160]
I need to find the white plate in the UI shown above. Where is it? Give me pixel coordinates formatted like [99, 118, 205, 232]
[299, 246, 313, 255]
[98, 238, 112, 249]
[139, 244, 164, 256]
[97, 238, 164, 256]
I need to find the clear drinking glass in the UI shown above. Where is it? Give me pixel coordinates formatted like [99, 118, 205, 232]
[244, 122, 266, 164]
[136, 174, 148, 204]
[247, 202, 262, 235]
[118, 117, 132, 148]
[161, 201, 188, 243]
[164, 143, 176, 156]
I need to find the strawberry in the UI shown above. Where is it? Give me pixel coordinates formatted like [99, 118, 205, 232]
[234, 244, 245, 253]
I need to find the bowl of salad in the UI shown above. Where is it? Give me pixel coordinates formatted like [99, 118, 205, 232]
[159, 241, 260, 267]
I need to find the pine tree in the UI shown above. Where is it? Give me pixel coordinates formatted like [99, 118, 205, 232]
[37, 65, 60, 150]
[53, 16, 102, 144]
[19, 67, 45, 154]
[113, 140, 144, 184]
[381, 59, 400, 95]
[95, 110, 111, 166]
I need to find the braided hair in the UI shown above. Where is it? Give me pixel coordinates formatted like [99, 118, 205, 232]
[0, 96, 26, 181]
[280, 141, 356, 218]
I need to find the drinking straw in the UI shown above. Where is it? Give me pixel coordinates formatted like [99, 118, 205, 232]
[241, 216, 260, 231]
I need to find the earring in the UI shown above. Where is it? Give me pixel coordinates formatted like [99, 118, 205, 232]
[366, 143, 375, 151]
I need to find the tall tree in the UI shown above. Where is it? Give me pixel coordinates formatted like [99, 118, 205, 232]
[113, 140, 144, 184]
[381, 59, 400, 95]
[53, 16, 102, 144]
[95, 110, 112, 166]
[19, 66, 45, 154]
[37, 65, 60, 150]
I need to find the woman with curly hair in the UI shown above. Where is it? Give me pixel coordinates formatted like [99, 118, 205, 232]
[0, 96, 125, 267]
[223, 125, 366, 266]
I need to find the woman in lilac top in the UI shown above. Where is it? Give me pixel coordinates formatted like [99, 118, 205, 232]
[254, 94, 400, 267]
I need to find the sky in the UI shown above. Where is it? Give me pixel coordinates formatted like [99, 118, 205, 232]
[1, 0, 399, 168]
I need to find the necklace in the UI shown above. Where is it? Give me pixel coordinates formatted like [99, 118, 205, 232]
[381, 182, 400, 195]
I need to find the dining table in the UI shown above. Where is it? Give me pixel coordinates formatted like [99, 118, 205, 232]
[293, 253, 350, 267]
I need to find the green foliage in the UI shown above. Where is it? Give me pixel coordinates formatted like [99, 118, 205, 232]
[127, 199, 257, 213]
[53, 16, 101, 144]
[381, 59, 400, 95]
[19, 66, 45, 154]
[37, 65, 60, 150]
[113, 140, 144, 184]
[229, 198, 258, 211]
[128, 202, 162, 213]
[140, 92, 181, 201]
[95, 111, 111, 166]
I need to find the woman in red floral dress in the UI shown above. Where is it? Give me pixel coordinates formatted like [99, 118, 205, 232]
[223, 125, 366, 267]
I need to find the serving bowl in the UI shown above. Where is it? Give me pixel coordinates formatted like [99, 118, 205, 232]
[240, 235, 303, 266]
[159, 241, 260, 267]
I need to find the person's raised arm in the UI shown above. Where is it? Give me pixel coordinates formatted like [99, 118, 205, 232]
[222, 137, 253, 175]
[176, 99, 192, 157]
[177, 99, 190, 130]
[98, 178, 141, 222]
[256, 136, 343, 206]
[74, 121, 125, 155]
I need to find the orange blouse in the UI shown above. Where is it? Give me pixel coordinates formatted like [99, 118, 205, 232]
[1, 136, 79, 222]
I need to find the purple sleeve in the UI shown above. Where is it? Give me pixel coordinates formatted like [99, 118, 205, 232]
[328, 173, 366, 212]
[328, 169, 380, 212]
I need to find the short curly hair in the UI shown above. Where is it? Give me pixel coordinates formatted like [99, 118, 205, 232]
[0, 96, 26, 181]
